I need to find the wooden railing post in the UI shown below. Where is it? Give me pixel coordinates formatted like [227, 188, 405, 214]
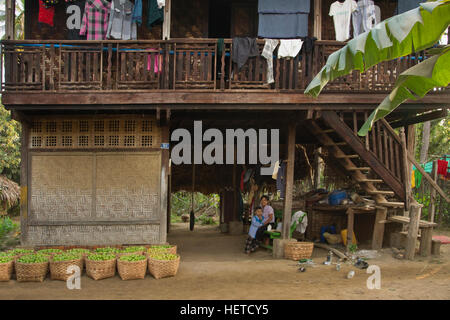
[405, 203, 422, 260]
[400, 128, 411, 211]
[282, 123, 296, 239]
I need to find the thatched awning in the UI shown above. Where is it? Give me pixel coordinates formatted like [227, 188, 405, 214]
[0, 175, 20, 207]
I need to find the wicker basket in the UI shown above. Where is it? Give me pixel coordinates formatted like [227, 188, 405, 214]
[147, 245, 177, 255]
[284, 242, 314, 260]
[0, 261, 14, 281]
[15, 261, 49, 282]
[49, 257, 84, 281]
[85, 258, 116, 280]
[117, 250, 145, 258]
[117, 258, 147, 280]
[148, 255, 180, 279]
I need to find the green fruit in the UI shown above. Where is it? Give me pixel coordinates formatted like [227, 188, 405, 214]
[87, 253, 116, 261]
[94, 247, 120, 254]
[17, 254, 48, 264]
[120, 246, 145, 253]
[0, 251, 15, 257]
[66, 248, 91, 255]
[38, 248, 63, 255]
[0, 256, 14, 263]
[119, 254, 146, 262]
[7, 248, 34, 255]
[52, 253, 80, 262]
[148, 252, 178, 261]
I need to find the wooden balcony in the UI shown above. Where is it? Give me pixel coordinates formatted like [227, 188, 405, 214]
[1, 39, 448, 108]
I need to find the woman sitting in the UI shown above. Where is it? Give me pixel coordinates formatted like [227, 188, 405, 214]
[245, 206, 264, 254]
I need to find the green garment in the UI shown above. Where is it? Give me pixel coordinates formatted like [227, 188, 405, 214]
[415, 168, 423, 188]
[148, 0, 164, 30]
[217, 38, 224, 56]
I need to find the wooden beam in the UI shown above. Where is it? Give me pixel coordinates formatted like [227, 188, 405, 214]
[162, 0, 171, 40]
[159, 125, 170, 243]
[419, 227, 433, 257]
[390, 109, 448, 128]
[282, 124, 296, 239]
[405, 203, 422, 260]
[428, 160, 438, 222]
[20, 118, 29, 244]
[400, 128, 411, 209]
[346, 208, 355, 251]
[313, 0, 322, 40]
[372, 206, 387, 250]
[5, 0, 15, 40]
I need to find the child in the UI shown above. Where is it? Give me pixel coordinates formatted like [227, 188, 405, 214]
[245, 206, 264, 254]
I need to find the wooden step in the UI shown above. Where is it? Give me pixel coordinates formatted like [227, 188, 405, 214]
[358, 179, 384, 183]
[335, 154, 359, 159]
[399, 231, 421, 238]
[346, 167, 371, 171]
[388, 215, 437, 228]
[368, 190, 395, 196]
[325, 142, 347, 146]
[378, 201, 405, 208]
[318, 129, 335, 134]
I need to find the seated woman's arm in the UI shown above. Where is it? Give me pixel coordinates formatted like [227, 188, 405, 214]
[251, 217, 264, 228]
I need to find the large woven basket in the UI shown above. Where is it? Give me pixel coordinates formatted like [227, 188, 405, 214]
[284, 242, 314, 260]
[0, 261, 14, 281]
[85, 258, 116, 280]
[148, 255, 180, 279]
[15, 261, 49, 282]
[117, 250, 145, 258]
[147, 245, 177, 255]
[117, 258, 147, 280]
[49, 257, 84, 281]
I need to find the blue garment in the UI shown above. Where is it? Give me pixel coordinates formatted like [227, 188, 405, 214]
[397, 0, 421, 14]
[276, 161, 287, 198]
[258, 0, 310, 14]
[249, 215, 264, 238]
[132, 0, 142, 25]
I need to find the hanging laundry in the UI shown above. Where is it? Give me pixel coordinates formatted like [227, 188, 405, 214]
[411, 170, 415, 189]
[107, 0, 137, 40]
[261, 39, 279, 84]
[80, 0, 112, 40]
[132, 0, 143, 26]
[352, 0, 377, 37]
[272, 160, 280, 180]
[232, 37, 259, 70]
[258, 0, 310, 38]
[397, 0, 422, 14]
[147, 50, 162, 74]
[437, 160, 448, 177]
[148, 0, 164, 30]
[277, 39, 304, 59]
[329, 0, 358, 41]
[39, 0, 55, 27]
[415, 168, 423, 188]
[276, 161, 287, 199]
[66, 0, 86, 39]
[374, 5, 381, 24]
[157, 0, 165, 9]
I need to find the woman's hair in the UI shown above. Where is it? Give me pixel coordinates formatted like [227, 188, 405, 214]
[254, 206, 262, 212]
[260, 195, 269, 201]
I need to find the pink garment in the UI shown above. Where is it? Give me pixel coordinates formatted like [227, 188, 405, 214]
[147, 49, 162, 74]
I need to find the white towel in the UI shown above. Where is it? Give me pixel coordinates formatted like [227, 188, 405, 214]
[261, 39, 279, 84]
[277, 39, 304, 59]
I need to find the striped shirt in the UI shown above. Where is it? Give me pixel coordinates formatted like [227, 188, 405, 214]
[80, 0, 111, 40]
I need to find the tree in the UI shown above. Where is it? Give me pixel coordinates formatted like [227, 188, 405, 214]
[0, 0, 25, 40]
[0, 102, 21, 183]
[304, 0, 450, 136]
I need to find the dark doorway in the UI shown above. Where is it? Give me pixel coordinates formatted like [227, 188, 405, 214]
[209, 0, 232, 38]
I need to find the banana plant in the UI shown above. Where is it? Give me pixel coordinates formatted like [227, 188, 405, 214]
[304, 0, 450, 136]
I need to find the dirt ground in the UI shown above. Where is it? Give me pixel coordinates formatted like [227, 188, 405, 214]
[0, 223, 449, 300]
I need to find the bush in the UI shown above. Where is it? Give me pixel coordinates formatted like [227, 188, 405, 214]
[0, 217, 18, 239]
[196, 214, 216, 225]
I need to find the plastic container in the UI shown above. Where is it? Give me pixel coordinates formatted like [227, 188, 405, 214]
[341, 229, 357, 246]
[328, 190, 347, 205]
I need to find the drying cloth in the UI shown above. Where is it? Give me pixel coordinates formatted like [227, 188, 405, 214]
[39, 0, 55, 27]
[397, 0, 422, 14]
[272, 160, 280, 180]
[148, 0, 164, 29]
[329, 0, 358, 41]
[432, 235, 450, 244]
[157, 0, 165, 9]
[217, 38, 224, 56]
[80, 0, 112, 40]
[276, 161, 287, 198]
[301, 37, 317, 54]
[261, 39, 279, 84]
[415, 168, 423, 188]
[258, 0, 310, 14]
[132, 0, 142, 25]
[107, 0, 136, 40]
[352, 0, 377, 36]
[437, 160, 448, 177]
[411, 170, 415, 189]
[66, 0, 86, 39]
[147, 50, 162, 73]
[278, 39, 304, 58]
[258, 13, 309, 39]
[232, 37, 259, 70]
[244, 168, 253, 183]
[291, 210, 308, 234]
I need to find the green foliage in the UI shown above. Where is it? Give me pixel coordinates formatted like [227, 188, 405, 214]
[148, 252, 178, 261]
[0, 103, 21, 182]
[95, 247, 120, 254]
[348, 244, 358, 254]
[17, 254, 48, 264]
[37, 248, 63, 255]
[0, 255, 13, 263]
[87, 253, 116, 261]
[0, 217, 18, 239]
[171, 191, 219, 217]
[119, 254, 146, 262]
[52, 253, 80, 262]
[195, 214, 217, 225]
[415, 116, 450, 162]
[120, 246, 145, 253]
[150, 245, 173, 249]
[0, 0, 25, 40]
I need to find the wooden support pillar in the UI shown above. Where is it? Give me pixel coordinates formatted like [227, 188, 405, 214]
[313, 147, 322, 189]
[419, 227, 433, 257]
[20, 118, 29, 245]
[232, 159, 237, 221]
[162, 0, 171, 40]
[282, 124, 296, 239]
[405, 203, 422, 260]
[5, 0, 15, 40]
[346, 208, 355, 251]
[428, 160, 438, 223]
[372, 206, 388, 250]
[313, 0, 322, 40]
[167, 160, 172, 234]
[159, 125, 170, 243]
[399, 128, 411, 212]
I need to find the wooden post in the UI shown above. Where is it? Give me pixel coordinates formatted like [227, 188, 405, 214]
[162, 0, 171, 40]
[313, 0, 322, 40]
[167, 160, 172, 234]
[282, 124, 296, 239]
[399, 128, 411, 212]
[232, 159, 237, 221]
[419, 227, 433, 257]
[20, 117, 29, 244]
[428, 160, 438, 223]
[5, 0, 15, 40]
[313, 147, 321, 189]
[346, 208, 355, 251]
[405, 203, 422, 260]
[159, 125, 170, 243]
[372, 206, 388, 250]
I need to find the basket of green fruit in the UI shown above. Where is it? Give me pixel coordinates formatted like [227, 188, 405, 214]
[94, 247, 121, 257]
[147, 252, 180, 279]
[117, 254, 147, 280]
[6, 248, 34, 258]
[148, 244, 177, 255]
[85, 253, 116, 280]
[118, 246, 146, 257]
[0, 255, 15, 281]
[65, 248, 91, 261]
[37, 248, 64, 257]
[50, 253, 83, 281]
[15, 254, 49, 282]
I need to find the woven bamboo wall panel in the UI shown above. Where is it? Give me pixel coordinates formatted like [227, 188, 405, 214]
[29, 116, 160, 149]
[95, 154, 161, 221]
[26, 225, 160, 246]
[31, 155, 94, 222]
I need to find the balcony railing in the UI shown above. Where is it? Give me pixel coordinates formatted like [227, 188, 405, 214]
[0, 39, 435, 93]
